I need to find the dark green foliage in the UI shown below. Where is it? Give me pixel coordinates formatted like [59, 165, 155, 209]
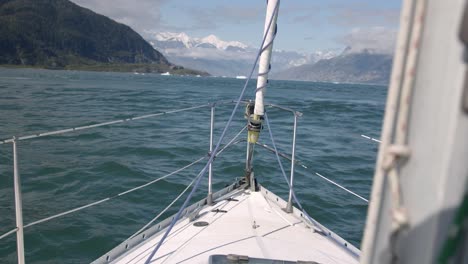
[0, 0, 170, 68]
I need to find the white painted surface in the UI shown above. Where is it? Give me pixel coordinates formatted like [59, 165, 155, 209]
[361, 0, 468, 263]
[112, 189, 359, 264]
[254, 0, 279, 117]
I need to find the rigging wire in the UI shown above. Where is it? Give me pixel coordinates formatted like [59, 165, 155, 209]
[361, 134, 382, 143]
[314, 173, 369, 203]
[128, 174, 198, 240]
[0, 228, 18, 241]
[263, 112, 304, 210]
[0, 100, 295, 146]
[255, 141, 369, 203]
[22, 156, 207, 229]
[17, 124, 246, 232]
[128, 125, 247, 240]
[0, 104, 211, 145]
[263, 112, 347, 232]
[143, 1, 281, 262]
[0, 124, 246, 242]
[216, 126, 247, 156]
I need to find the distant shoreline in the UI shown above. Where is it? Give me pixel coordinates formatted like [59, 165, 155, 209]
[269, 77, 388, 87]
[0, 65, 388, 86]
[0, 63, 209, 76]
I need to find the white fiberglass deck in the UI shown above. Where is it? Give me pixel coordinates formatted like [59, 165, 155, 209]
[104, 186, 359, 264]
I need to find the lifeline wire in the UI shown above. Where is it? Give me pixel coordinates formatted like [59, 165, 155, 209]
[264, 112, 333, 230]
[263, 112, 304, 210]
[361, 134, 382, 143]
[22, 156, 206, 229]
[129, 175, 198, 239]
[144, 2, 281, 262]
[21, 124, 246, 231]
[0, 228, 18, 241]
[129, 125, 247, 239]
[216, 126, 247, 156]
[0, 101, 299, 146]
[0, 124, 245, 242]
[0, 104, 211, 145]
[264, 111, 372, 251]
[255, 141, 368, 204]
[314, 173, 369, 203]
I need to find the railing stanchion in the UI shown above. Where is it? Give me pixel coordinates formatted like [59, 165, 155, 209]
[207, 104, 215, 205]
[286, 114, 298, 213]
[13, 137, 25, 264]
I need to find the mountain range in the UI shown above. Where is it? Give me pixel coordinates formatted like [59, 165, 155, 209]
[145, 32, 392, 84]
[145, 31, 337, 78]
[274, 50, 393, 85]
[0, 0, 206, 75]
[0, 0, 392, 83]
[153, 32, 248, 51]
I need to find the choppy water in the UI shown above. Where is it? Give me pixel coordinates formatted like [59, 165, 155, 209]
[0, 68, 385, 263]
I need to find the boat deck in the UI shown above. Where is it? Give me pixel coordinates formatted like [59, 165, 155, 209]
[101, 185, 359, 264]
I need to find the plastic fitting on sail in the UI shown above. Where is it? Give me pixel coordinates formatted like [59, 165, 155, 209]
[245, 101, 263, 143]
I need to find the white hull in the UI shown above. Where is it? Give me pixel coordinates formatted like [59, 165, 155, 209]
[95, 182, 359, 264]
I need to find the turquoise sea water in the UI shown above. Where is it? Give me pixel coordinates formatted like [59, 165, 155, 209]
[0, 68, 385, 263]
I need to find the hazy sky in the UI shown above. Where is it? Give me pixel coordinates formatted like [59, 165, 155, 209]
[70, 0, 402, 54]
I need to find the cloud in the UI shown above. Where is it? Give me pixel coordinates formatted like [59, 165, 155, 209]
[178, 5, 264, 32]
[284, 2, 399, 53]
[329, 6, 400, 28]
[287, 2, 399, 28]
[164, 47, 255, 61]
[304, 36, 316, 41]
[69, 1, 263, 34]
[68, 0, 400, 54]
[283, 4, 323, 26]
[70, 0, 167, 32]
[336, 27, 397, 54]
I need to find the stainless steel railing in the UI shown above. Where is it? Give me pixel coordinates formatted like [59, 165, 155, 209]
[0, 100, 302, 263]
[1, 99, 368, 263]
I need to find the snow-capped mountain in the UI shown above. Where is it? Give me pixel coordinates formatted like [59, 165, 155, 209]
[273, 50, 337, 69]
[144, 31, 338, 77]
[148, 32, 248, 51]
[153, 32, 196, 49]
[274, 51, 392, 85]
[143, 31, 391, 84]
[200, 34, 248, 50]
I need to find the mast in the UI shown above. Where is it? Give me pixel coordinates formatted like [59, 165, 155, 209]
[245, 0, 280, 190]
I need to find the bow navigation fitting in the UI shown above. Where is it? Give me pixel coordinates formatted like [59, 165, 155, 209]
[248, 115, 262, 144]
[245, 101, 263, 144]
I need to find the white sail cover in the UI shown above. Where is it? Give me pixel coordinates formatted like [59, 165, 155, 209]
[361, 0, 468, 263]
[254, 0, 279, 117]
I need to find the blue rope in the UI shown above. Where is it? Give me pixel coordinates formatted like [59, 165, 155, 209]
[144, 2, 280, 263]
[264, 112, 327, 230]
[263, 112, 305, 211]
